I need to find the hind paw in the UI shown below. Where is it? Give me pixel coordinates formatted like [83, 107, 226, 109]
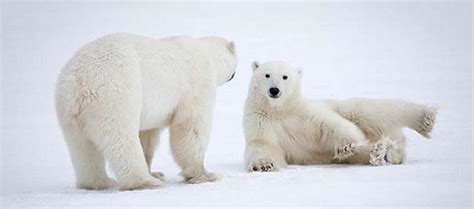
[78, 177, 117, 190]
[370, 140, 388, 166]
[417, 108, 437, 138]
[151, 171, 165, 181]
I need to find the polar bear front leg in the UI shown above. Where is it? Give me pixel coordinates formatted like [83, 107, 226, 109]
[318, 112, 367, 160]
[169, 101, 218, 183]
[245, 138, 287, 172]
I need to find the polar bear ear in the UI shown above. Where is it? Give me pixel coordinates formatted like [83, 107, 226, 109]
[252, 61, 260, 72]
[228, 41, 236, 55]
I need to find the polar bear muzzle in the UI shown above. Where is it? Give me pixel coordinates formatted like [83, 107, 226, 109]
[268, 87, 281, 98]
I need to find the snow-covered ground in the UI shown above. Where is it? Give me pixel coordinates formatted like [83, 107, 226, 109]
[1, 2, 472, 208]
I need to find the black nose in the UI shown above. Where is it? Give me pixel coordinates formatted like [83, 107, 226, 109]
[269, 87, 280, 96]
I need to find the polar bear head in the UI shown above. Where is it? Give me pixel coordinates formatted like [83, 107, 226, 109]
[250, 61, 302, 107]
[199, 36, 238, 86]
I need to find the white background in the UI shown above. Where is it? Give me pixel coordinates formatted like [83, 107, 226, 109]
[1, 1, 472, 208]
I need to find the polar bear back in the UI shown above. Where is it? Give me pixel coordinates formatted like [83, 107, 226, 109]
[56, 33, 236, 131]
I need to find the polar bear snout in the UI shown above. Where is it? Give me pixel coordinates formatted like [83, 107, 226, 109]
[268, 87, 281, 98]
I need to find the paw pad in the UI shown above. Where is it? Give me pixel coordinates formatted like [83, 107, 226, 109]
[334, 142, 364, 160]
[369, 140, 388, 166]
[417, 108, 437, 138]
[249, 160, 276, 172]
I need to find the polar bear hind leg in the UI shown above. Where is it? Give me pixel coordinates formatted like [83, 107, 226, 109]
[369, 131, 406, 166]
[79, 93, 163, 190]
[335, 99, 437, 140]
[384, 130, 407, 164]
[61, 120, 116, 190]
[72, 46, 162, 190]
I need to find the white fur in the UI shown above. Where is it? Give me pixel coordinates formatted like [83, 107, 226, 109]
[243, 61, 437, 172]
[55, 33, 237, 190]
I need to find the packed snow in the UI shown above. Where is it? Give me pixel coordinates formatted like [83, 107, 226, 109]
[1, 2, 472, 208]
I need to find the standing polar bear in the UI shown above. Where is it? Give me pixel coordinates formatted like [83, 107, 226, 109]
[243, 61, 437, 172]
[56, 33, 237, 190]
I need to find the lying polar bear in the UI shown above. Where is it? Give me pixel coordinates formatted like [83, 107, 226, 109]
[243, 61, 437, 172]
[56, 33, 237, 190]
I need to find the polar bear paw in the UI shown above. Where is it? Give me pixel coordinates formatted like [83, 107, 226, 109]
[249, 158, 277, 172]
[151, 171, 165, 181]
[185, 172, 219, 184]
[334, 142, 365, 160]
[78, 177, 117, 190]
[118, 176, 163, 191]
[416, 107, 437, 138]
[369, 140, 389, 166]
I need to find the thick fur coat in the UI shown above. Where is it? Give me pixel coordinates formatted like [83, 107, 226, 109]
[243, 61, 437, 172]
[56, 33, 237, 190]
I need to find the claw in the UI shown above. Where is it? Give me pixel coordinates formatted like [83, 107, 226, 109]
[249, 159, 277, 172]
[370, 139, 389, 166]
[334, 142, 365, 160]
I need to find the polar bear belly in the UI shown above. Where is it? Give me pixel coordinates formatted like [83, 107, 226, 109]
[139, 92, 180, 130]
[278, 120, 334, 164]
[138, 69, 184, 131]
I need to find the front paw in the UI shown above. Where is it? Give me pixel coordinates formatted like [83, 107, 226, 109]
[248, 158, 278, 172]
[334, 141, 366, 160]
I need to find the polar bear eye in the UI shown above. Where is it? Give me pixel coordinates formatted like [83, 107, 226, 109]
[265, 74, 270, 78]
[283, 75, 288, 80]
